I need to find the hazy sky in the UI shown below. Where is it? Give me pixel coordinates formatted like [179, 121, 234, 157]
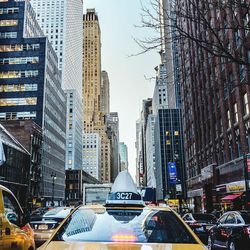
[84, 0, 159, 179]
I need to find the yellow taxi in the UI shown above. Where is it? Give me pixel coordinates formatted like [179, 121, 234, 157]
[0, 184, 35, 250]
[38, 171, 206, 250]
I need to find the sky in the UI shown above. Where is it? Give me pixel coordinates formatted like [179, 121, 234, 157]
[84, 0, 160, 180]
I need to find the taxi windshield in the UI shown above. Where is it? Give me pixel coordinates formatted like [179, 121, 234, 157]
[52, 207, 198, 244]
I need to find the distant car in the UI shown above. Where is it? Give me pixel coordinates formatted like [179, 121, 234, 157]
[208, 211, 250, 250]
[30, 206, 72, 247]
[30, 207, 53, 221]
[182, 213, 217, 244]
[0, 184, 35, 250]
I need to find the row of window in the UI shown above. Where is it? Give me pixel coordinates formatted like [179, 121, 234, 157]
[0, 32, 17, 39]
[0, 97, 37, 106]
[0, 70, 39, 79]
[0, 84, 38, 92]
[0, 44, 40, 52]
[0, 57, 39, 65]
[0, 111, 36, 120]
[0, 19, 18, 27]
[0, 7, 19, 15]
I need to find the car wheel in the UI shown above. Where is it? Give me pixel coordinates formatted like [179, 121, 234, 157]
[228, 240, 236, 250]
[207, 236, 214, 250]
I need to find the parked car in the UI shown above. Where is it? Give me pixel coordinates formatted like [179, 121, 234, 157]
[30, 206, 72, 247]
[182, 213, 217, 244]
[0, 184, 35, 250]
[208, 211, 250, 250]
[30, 207, 53, 221]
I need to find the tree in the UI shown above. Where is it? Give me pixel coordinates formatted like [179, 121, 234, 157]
[136, 0, 250, 66]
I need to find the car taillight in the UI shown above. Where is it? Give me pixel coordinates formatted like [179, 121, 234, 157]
[243, 226, 250, 235]
[112, 234, 138, 242]
[21, 224, 34, 237]
[191, 223, 202, 228]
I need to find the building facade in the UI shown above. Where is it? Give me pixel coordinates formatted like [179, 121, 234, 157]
[146, 114, 156, 188]
[65, 169, 100, 206]
[1, 120, 42, 203]
[101, 70, 110, 114]
[154, 109, 185, 201]
[30, 0, 84, 173]
[177, 0, 250, 211]
[119, 142, 128, 171]
[30, 0, 83, 91]
[106, 112, 120, 182]
[65, 89, 83, 170]
[83, 9, 102, 132]
[82, 133, 101, 181]
[0, 0, 66, 204]
[83, 9, 113, 183]
[0, 123, 30, 207]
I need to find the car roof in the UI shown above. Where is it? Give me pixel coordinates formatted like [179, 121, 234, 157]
[81, 204, 172, 212]
[0, 184, 15, 196]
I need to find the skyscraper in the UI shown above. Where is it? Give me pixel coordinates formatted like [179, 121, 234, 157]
[83, 9, 101, 132]
[83, 9, 112, 183]
[0, 0, 67, 205]
[30, 0, 84, 170]
[30, 0, 83, 92]
[119, 142, 128, 171]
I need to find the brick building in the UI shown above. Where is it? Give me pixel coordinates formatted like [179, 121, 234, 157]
[178, 0, 250, 211]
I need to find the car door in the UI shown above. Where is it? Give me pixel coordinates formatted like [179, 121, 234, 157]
[2, 190, 26, 250]
[219, 213, 236, 248]
[213, 213, 228, 247]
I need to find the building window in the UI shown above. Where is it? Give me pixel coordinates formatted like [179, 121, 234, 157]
[166, 140, 171, 145]
[0, 97, 37, 106]
[227, 110, 231, 128]
[239, 64, 245, 81]
[0, 70, 39, 79]
[244, 93, 249, 115]
[0, 44, 40, 52]
[0, 19, 18, 26]
[234, 103, 238, 123]
[0, 84, 38, 92]
[0, 57, 39, 65]
[0, 7, 19, 14]
[234, 30, 241, 47]
[0, 111, 36, 120]
[0, 32, 17, 38]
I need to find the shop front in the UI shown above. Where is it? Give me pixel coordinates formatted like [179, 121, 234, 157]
[187, 188, 203, 212]
[216, 180, 246, 211]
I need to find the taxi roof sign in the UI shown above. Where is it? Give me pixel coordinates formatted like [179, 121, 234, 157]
[106, 171, 144, 206]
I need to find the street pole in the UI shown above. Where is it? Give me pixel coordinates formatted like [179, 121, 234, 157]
[244, 154, 250, 210]
[51, 172, 56, 207]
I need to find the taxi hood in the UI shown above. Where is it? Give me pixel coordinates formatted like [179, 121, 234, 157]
[41, 241, 206, 250]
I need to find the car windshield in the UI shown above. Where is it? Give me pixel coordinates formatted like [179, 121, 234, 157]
[193, 214, 216, 222]
[44, 207, 69, 217]
[241, 212, 250, 224]
[52, 207, 198, 244]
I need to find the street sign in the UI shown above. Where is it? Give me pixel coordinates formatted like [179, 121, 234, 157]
[168, 162, 177, 184]
[176, 184, 182, 192]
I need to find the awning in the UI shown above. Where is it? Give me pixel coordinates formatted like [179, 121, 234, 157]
[221, 193, 242, 201]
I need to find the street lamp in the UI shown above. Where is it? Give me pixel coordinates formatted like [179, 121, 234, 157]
[51, 172, 56, 207]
